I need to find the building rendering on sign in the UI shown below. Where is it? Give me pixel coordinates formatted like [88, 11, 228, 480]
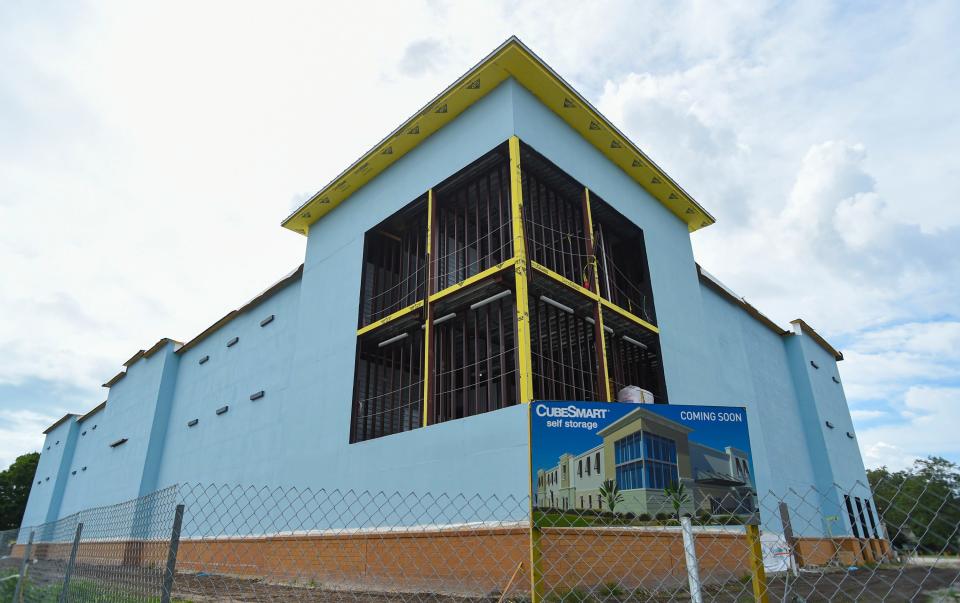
[21, 37, 874, 539]
[535, 406, 756, 517]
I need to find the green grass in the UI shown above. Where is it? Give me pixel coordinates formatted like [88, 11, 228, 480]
[549, 586, 594, 602]
[597, 582, 625, 598]
[927, 586, 960, 602]
[533, 511, 597, 528]
[0, 574, 192, 602]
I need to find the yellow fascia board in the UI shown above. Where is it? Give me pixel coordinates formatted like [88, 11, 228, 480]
[530, 261, 599, 302]
[600, 298, 659, 335]
[283, 37, 714, 236]
[428, 257, 517, 304]
[356, 300, 424, 337]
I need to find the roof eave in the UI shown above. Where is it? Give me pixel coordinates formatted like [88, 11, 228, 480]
[43, 413, 77, 435]
[282, 36, 714, 237]
[790, 318, 844, 361]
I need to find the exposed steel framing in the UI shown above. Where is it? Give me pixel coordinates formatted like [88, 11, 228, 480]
[350, 329, 425, 443]
[509, 136, 534, 405]
[422, 189, 437, 427]
[583, 188, 612, 402]
[431, 294, 518, 423]
[350, 136, 667, 443]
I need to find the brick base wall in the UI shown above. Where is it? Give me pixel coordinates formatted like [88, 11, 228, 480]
[9, 529, 889, 596]
[795, 537, 892, 567]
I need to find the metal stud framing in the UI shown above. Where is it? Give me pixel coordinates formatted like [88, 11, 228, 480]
[431, 294, 517, 424]
[583, 188, 612, 401]
[522, 165, 591, 289]
[604, 329, 666, 403]
[350, 329, 425, 443]
[529, 296, 597, 401]
[422, 189, 436, 427]
[434, 157, 512, 291]
[357, 199, 428, 330]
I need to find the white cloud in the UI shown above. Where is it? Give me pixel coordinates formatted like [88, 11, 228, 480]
[0, 410, 51, 467]
[850, 409, 887, 421]
[0, 1, 958, 471]
[861, 441, 918, 472]
[857, 387, 960, 470]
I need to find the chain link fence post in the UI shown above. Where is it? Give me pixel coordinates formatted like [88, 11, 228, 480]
[12, 530, 34, 603]
[160, 503, 184, 603]
[778, 502, 800, 577]
[679, 515, 703, 603]
[58, 521, 83, 603]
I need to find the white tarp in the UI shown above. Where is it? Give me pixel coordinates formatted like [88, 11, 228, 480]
[761, 531, 796, 573]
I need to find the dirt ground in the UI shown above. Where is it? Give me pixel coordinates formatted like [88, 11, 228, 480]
[3, 557, 958, 602]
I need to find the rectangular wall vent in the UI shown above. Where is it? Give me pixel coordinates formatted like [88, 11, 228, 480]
[109, 438, 128, 448]
[216, 405, 229, 415]
[227, 337, 239, 347]
[187, 419, 199, 427]
[199, 355, 210, 365]
[260, 315, 275, 327]
[250, 390, 265, 401]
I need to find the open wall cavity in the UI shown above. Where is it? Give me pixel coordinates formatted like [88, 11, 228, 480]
[350, 138, 666, 444]
[433, 147, 512, 291]
[357, 198, 427, 328]
[350, 324, 424, 443]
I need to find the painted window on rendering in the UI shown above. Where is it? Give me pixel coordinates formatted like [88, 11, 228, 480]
[614, 431, 679, 490]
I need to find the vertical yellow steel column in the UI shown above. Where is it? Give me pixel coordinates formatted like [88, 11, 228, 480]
[746, 523, 770, 603]
[513, 137, 542, 603]
[583, 188, 612, 402]
[509, 136, 533, 405]
[422, 189, 435, 428]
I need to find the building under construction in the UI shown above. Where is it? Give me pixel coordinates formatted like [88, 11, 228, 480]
[22, 38, 871, 539]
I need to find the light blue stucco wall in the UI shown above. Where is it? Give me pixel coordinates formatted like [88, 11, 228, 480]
[53, 342, 180, 519]
[20, 418, 76, 528]
[20, 80, 531, 535]
[271, 78, 529, 499]
[697, 284, 875, 535]
[697, 286, 815, 496]
[21, 77, 868, 538]
[153, 280, 300, 489]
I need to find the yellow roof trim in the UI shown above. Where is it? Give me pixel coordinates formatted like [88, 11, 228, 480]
[283, 37, 714, 235]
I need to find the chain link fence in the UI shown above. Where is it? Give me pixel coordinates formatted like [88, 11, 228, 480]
[2, 476, 957, 602]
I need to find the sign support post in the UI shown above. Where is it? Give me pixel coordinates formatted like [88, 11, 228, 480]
[746, 521, 770, 603]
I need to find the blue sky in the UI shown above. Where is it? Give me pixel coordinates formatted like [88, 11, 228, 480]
[1, 1, 958, 471]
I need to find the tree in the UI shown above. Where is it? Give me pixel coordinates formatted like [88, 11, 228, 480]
[867, 456, 960, 555]
[598, 479, 624, 513]
[0, 452, 40, 530]
[664, 481, 690, 518]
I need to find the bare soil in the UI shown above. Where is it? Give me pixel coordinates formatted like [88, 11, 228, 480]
[3, 557, 958, 602]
